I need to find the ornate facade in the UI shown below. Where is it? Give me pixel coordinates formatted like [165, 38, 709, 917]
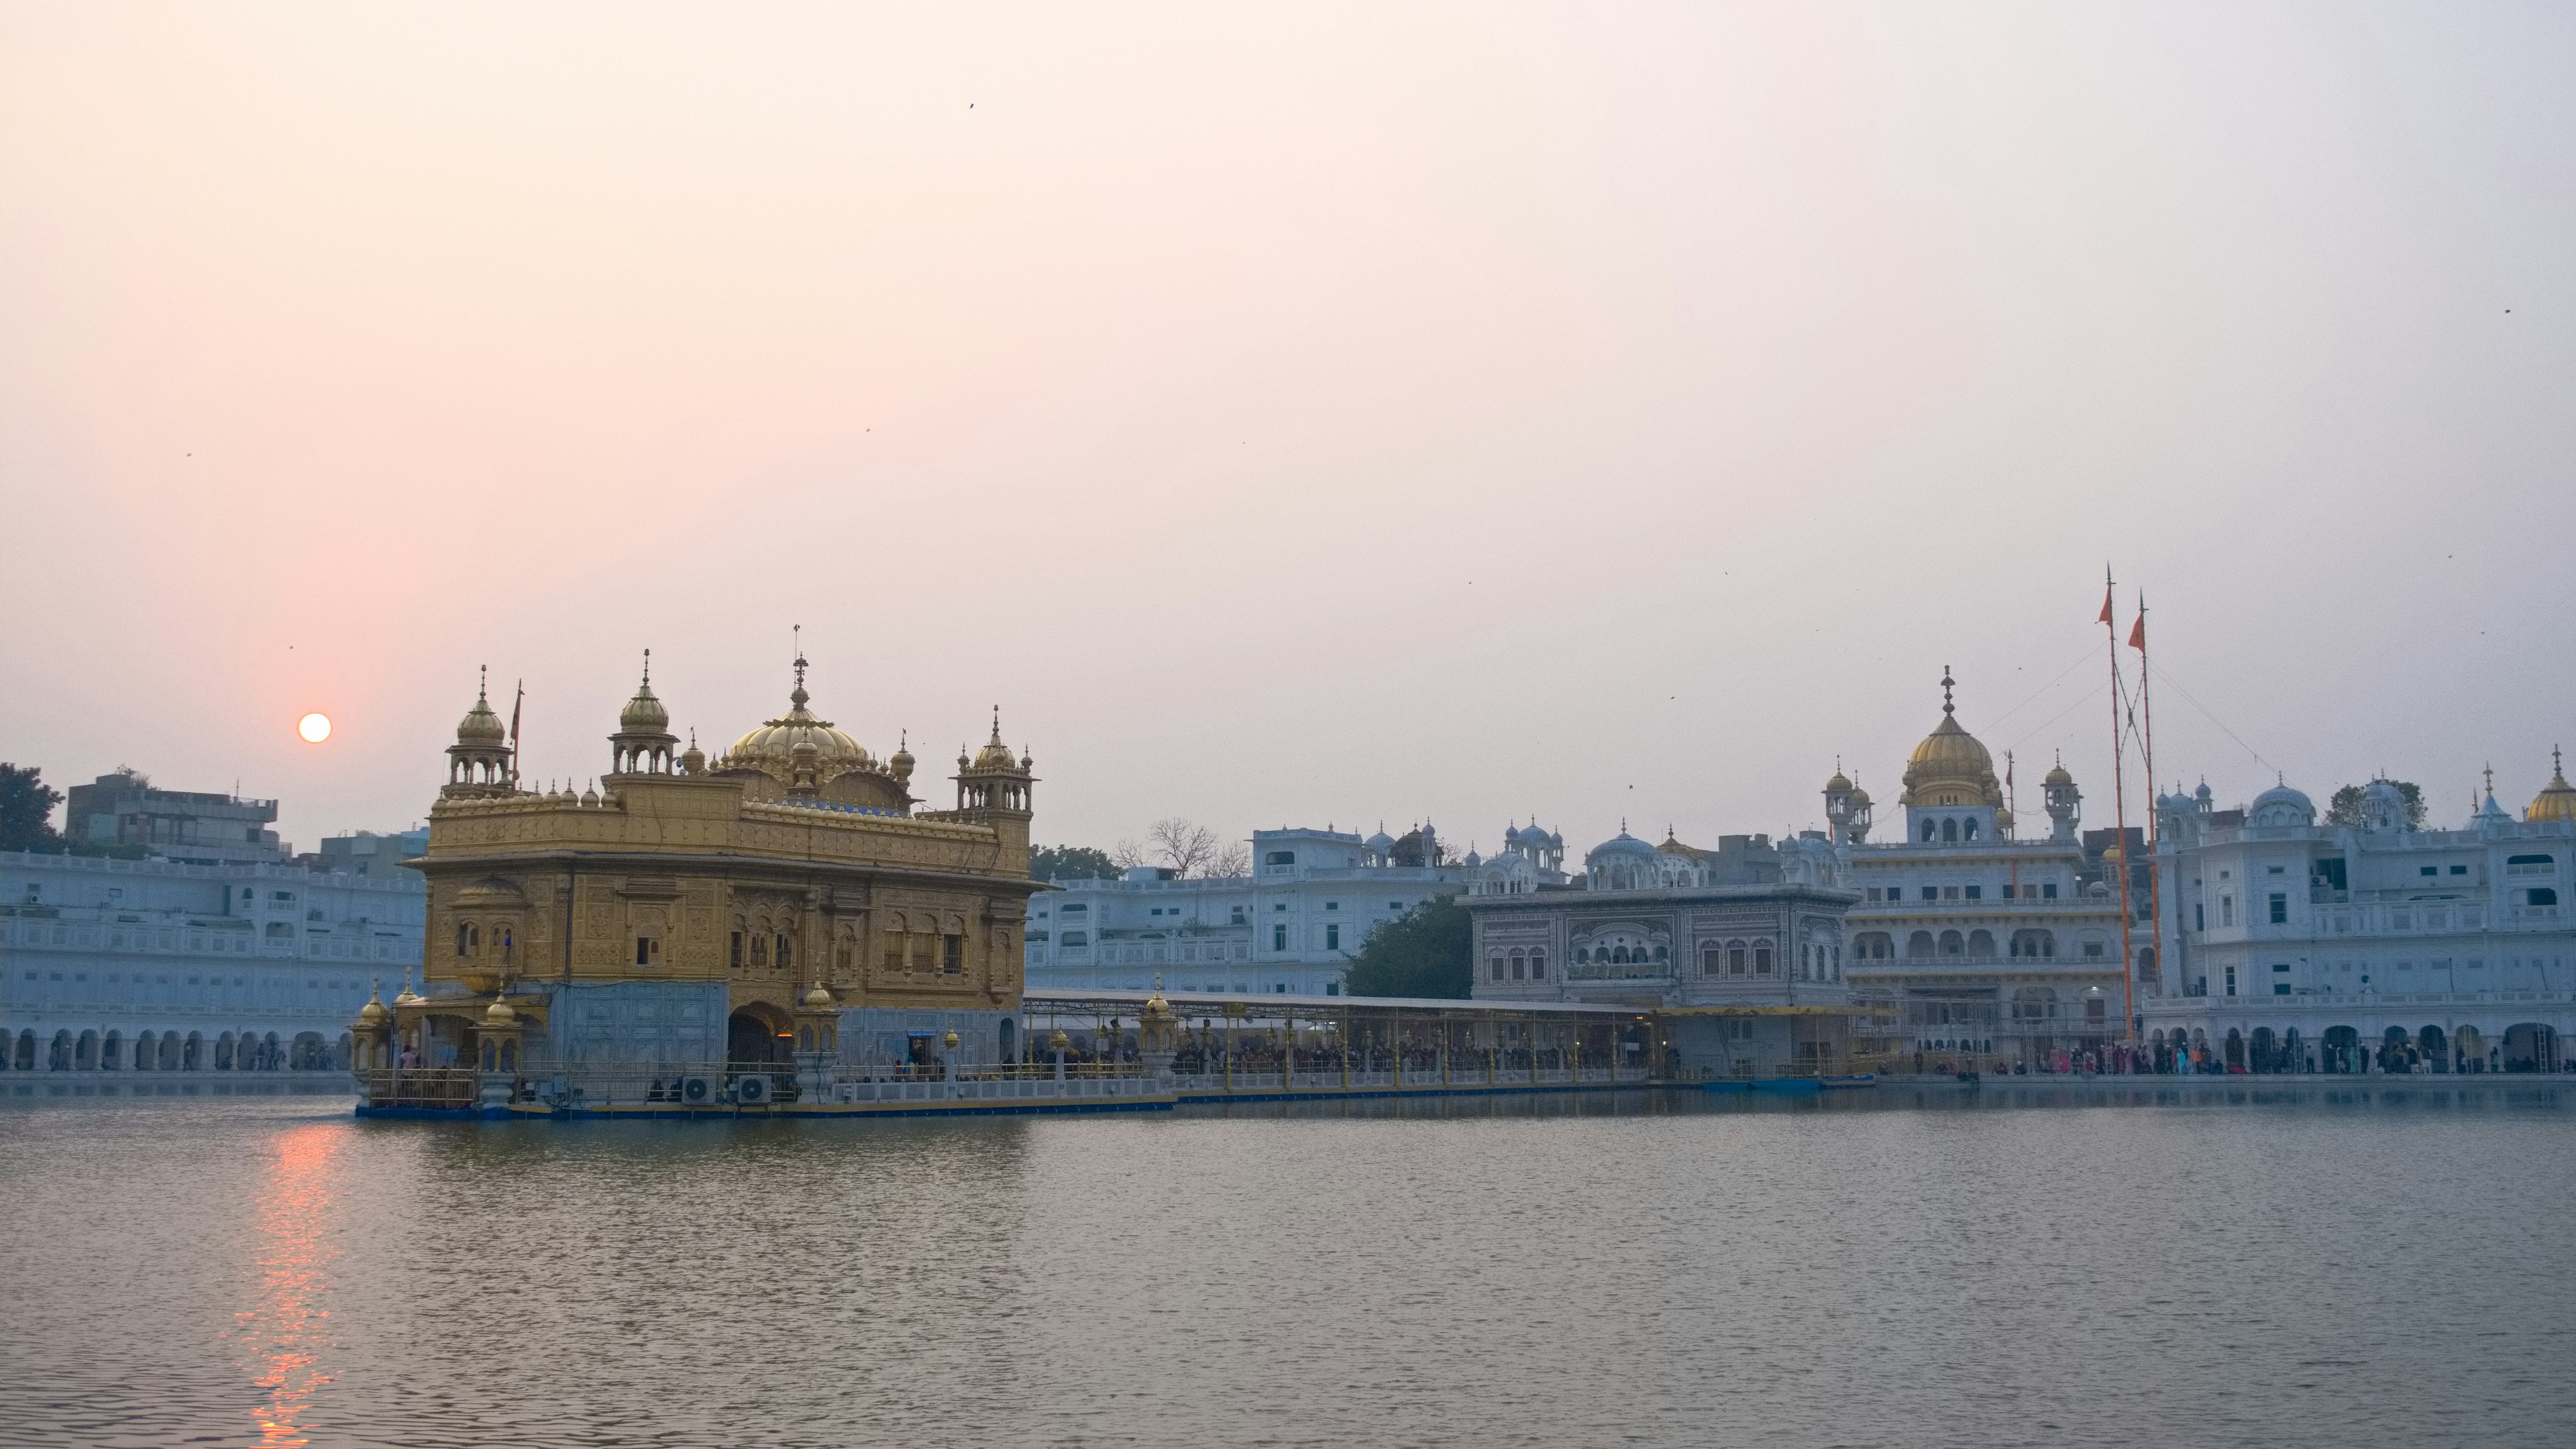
[368, 654, 1040, 1083]
[1825, 672, 2130, 1072]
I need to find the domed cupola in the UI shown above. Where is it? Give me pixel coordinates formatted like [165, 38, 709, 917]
[2528, 748, 2576, 824]
[2247, 778, 2315, 828]
[952, 707, 1034, 818]
[717, 648, 875, 786]
[442, 667, 517, 799]
[1900, 669, 2006, 845]
[608, 650, 680, 775]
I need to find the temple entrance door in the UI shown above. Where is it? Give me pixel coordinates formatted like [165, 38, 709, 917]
[729, 1010, 786, 1067]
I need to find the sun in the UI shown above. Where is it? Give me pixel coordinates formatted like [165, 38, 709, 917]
[298, 712, 332, 743]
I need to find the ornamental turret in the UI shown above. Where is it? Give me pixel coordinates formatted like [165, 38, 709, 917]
[442, 667, 517, 800]
[2043, 756, 2081, 843]
[608, 651, 680, 776]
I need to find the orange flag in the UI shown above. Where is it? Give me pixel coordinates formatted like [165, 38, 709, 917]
[2098, 584, 2114, 626]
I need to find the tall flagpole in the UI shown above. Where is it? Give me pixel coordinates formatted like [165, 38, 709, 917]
[2102, 567, 2137, 1049]
[510, 681, 525, 790]
[2134, 593, 2166, 1017]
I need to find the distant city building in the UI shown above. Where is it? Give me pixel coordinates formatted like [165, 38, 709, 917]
[1822, 672, 2129, 1071]
[1026, 824, 1462, 995]
[63, 769, 284, 865]
[305, 828, 429, 879]
[1, 848, 426, 1072]
[2142, 759, 2576, 1073]
[1462, 821, 1860, 1074]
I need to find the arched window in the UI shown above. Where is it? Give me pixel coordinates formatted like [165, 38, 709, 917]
[1509, 950, 1526, 981]
[1702, 945, 1722, 977]
[1529, 949, 1546, 981]
[1753, 941, 1774, 974]
[1728, 942, 1748, 976]
[1941, 818, 1958, 843]
[2531, 888, 2559, 907]
[1907, 930, 1935, 959]
[455, 924, 470, 957]
[1923, 820, 1939, 843]
[1490, 953, 1505, 981]
[1962, 818, 1979, 841]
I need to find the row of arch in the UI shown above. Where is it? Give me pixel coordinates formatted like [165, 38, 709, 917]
[1852, 929, 2084, 961]
[1489, 948, 1550, 982]
[1919, 816, 1984, 843]
[7, 1027, 346, 1073]
[2147, 1022, 2565, 1074]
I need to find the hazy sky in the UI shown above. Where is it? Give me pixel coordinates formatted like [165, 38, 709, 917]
[3, 2, 2570, 857]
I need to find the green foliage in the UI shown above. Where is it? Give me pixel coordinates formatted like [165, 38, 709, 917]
[0, 763, 64, 853]
[2324, 781, 2425, 831]
[1342, 895, 1472, 999]
[1030, 844, 1119, 882]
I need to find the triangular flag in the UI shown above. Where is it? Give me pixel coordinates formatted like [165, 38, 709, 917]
[2128, 612, 2146, 650]
[2097, 584, 2114, 625]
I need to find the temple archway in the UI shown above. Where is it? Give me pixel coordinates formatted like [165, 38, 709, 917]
[729, 1005, 792, 1066]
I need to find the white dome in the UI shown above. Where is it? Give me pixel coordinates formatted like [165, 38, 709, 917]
[1587, 832, 1657, 865]
[2247, 783, 2314, 828]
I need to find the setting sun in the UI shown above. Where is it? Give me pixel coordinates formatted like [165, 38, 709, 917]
[297, 712, 331, 743]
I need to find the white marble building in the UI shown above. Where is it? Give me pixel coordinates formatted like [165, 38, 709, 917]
[1, 847, 428, 1073]
[1822, 673, 2131, 1070]
[2141, 761, 2576, 1073]
[1024, 824, 1462, 996]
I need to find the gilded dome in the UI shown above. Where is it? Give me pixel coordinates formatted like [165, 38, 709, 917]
[1825, 771, 1854, 793]
[356, 989, 388, 1025]
[484, 998, 517, 1027]
[2529, 749, 2576, 824]
[1901, 673, 2003, 809]
[802, 984, 836, 1008]
[967, 708, 1020, 773]
[2044, 762, 2074, 787]
[456, 678, 506, 746]
[619, 654, 669, 732]
[718, 657, 873, 783]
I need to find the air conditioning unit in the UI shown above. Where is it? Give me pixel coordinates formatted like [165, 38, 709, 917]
[679, 1074, 717, 1105]
[735, 1073, 771, 1106]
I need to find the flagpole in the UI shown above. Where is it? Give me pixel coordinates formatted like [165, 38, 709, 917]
[2102, 566, 2137, 1051]
[510, 681, 525, 790]
[2135, 592, 2166, 1017]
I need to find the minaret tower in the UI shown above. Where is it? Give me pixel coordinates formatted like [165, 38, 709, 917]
[2043, 754, 2082, 843]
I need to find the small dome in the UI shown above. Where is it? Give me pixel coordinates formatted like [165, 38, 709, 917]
[619, 655, 668, 732]
[968, 709, 1019, 772]
[1846, 786, 1872, 808]
[393, 985, 425, 1006]
[1588, 830, 1658, 863]
[2529, 751, 2576, 824]
[802, 984, 836, 1008]
[890, 733, 916, 780]
[356, 991, 388, 1025]
[1901, 671, 2002, 808]
[2045, 763, 2074, 787]
[1825, 771, 1854, 793]
[484, 998, 517, 1027]
[1366, 829, 1397, 855]
[455, 679, 506, 746]
[941, 1028, 961, 1049]
[2248, 782, 2314, 827]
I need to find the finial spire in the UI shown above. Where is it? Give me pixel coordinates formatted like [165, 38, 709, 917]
[2483, 762, 2496, 799]
[1940, 665, 1955, 714]
[478, 663, 488, 704]
[990, 704, 1004, 744]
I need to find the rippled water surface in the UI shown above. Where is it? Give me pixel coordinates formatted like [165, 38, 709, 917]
[4, 1083, 2573, 1448]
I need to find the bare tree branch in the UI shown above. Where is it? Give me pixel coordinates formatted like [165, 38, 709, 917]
[1209, 841, 1251, 878]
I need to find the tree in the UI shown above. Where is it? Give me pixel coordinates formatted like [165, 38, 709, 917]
[1029, 844, 1118, 882]
[0, 763, 64, 853]
[1114, 817, 1234, 877]
[2324, 781, 2425, 831]
[1342, 896, 1472, 999]
[1208, 841, 1251, 878]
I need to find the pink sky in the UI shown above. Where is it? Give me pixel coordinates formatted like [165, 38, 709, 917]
[3, 2, 2571, 855]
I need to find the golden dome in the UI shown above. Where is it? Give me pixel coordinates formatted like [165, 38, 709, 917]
[718, 655, 873, 783]
[802, 984, 836, 1008]
[1901, 672, 2002, 809]
[1825, 771, 1854, 793]
[2528, 748, 2576, 824]
[2044, 762, 2074, 787]
[619, 653, 669, 732]
[941, 1028, 961, 1049]
[356, 990, 388, 1025]
[456, 676, 506, 746]
[483, 998, 517, 1027]
[393, 985, 425, 1006]
[967, 708, 1019, 773]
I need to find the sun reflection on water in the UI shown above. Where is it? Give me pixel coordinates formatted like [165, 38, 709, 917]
[233, 1122, 345, 1446]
